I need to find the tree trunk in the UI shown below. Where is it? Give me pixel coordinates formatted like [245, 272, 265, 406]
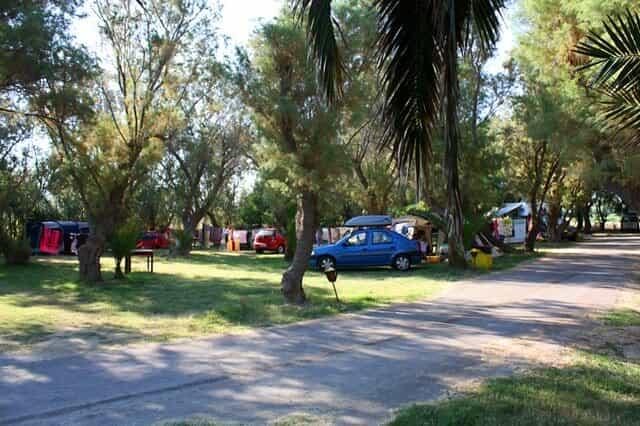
[596, 200, 606, 231]
[367, 190, 383, 215]
[526, 195, 539, 253]
[547, 205, 562, 242]
[584, 207, 592, 234]
[443, 4, 466, 269]
[280, 190, 318, 305]
[284, 216, 296, 262]
[525, 222, 537, 253]
[114, 256, 125, 280]
[179, 219, 196, 256]
[78, 234, 104, 282]
[576, 210, 584, 232]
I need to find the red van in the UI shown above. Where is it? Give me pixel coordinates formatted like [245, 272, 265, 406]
[253, 229, 286, 254]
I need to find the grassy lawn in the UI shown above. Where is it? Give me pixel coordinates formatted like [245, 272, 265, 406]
[603, 309, 640, 327]
[389, 352, 640, 426]
[0, 250, 533, 352]
[389, 296, 640, 426]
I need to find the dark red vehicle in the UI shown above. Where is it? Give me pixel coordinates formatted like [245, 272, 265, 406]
[253, 228, 286, 254]
[136, 230, 170, 249]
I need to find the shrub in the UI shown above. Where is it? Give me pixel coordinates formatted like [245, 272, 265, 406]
[107, 221, 141, 279]
[1, 238, 32, 265]
[464, 215, 489, 251]
[172, 229, 194, 256]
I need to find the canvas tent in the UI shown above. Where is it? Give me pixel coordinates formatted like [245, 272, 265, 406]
[392, 214, 438, 254]
[393, 215, 432, 238]
[27, 221, 90, 255]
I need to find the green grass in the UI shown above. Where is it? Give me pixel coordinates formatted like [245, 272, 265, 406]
[390, 294, 640, 426]
[603, 309, 640, 327]
[389, 352, 640, 426]
[0, 250, 533, 352]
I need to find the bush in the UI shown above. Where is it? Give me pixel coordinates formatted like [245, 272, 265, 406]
[107, 221, 141, 278]
[172, 229, 193, 255]
[463, 215, 489, 250]
[1, 238, 32, 265]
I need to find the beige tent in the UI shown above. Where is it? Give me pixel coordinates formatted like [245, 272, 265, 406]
[393, 215, 434, 247]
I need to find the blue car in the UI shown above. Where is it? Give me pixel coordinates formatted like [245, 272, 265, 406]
[309, 228, 421, 271]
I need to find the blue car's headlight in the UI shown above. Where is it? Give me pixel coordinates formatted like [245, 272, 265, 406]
[311, 250, 315, 256]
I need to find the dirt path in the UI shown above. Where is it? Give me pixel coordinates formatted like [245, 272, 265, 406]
[0, 235, 637, 425]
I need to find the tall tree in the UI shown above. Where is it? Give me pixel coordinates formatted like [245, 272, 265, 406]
[237, 15, 345, 304]
[0, 1, 93, 239]
[294, 0, 506, 267]
[165, 117, 248, 255]
[33, 0, 210, 281]
[497, 80, 582, 251]
[159, 22, 248, 255]
[516, 0, 640, 213]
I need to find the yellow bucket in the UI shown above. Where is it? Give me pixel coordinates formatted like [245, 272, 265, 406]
[471, 249, 493, 270]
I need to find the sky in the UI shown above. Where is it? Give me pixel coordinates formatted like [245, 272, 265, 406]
[72, 0, 516, 73]
[72, 0, 282, 57]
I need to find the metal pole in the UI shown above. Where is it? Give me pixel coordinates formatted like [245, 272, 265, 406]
[331, 282, 340, 303]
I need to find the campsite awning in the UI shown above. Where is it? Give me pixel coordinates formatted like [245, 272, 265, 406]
[392, 215, 431, 228]
[495, 202, 531, 218]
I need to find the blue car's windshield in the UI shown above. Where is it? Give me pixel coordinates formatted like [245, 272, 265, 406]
[336, 232, 353, 244]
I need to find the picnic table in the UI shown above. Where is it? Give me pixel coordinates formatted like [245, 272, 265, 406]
[124, 249, 154, 274]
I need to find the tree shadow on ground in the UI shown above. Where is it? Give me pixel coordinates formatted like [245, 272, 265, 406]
[2, 257, 444, 350]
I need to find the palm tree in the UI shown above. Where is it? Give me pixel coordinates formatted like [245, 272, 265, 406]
[575, 9, 640, 145]
[293, 0, 505, 267]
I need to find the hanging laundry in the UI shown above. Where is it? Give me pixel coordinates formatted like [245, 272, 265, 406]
[233, 230, 248, 244]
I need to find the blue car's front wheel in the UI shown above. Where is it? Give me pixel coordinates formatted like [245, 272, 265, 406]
[318, 256, 335, 271]
[393, 254, 411, 271]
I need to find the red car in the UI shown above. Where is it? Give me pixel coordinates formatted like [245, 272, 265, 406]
[136, 231, 170, 249]
[253, 229, 286, 254]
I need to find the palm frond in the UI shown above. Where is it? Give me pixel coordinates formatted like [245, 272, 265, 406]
[374, 0, 504, 175]
[375, 0, 440, 178]
[469, 0, 505, 49]
[600, 85, 640, 134]
[575, 9, 640, 92]
[291, 0, 344, 103]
